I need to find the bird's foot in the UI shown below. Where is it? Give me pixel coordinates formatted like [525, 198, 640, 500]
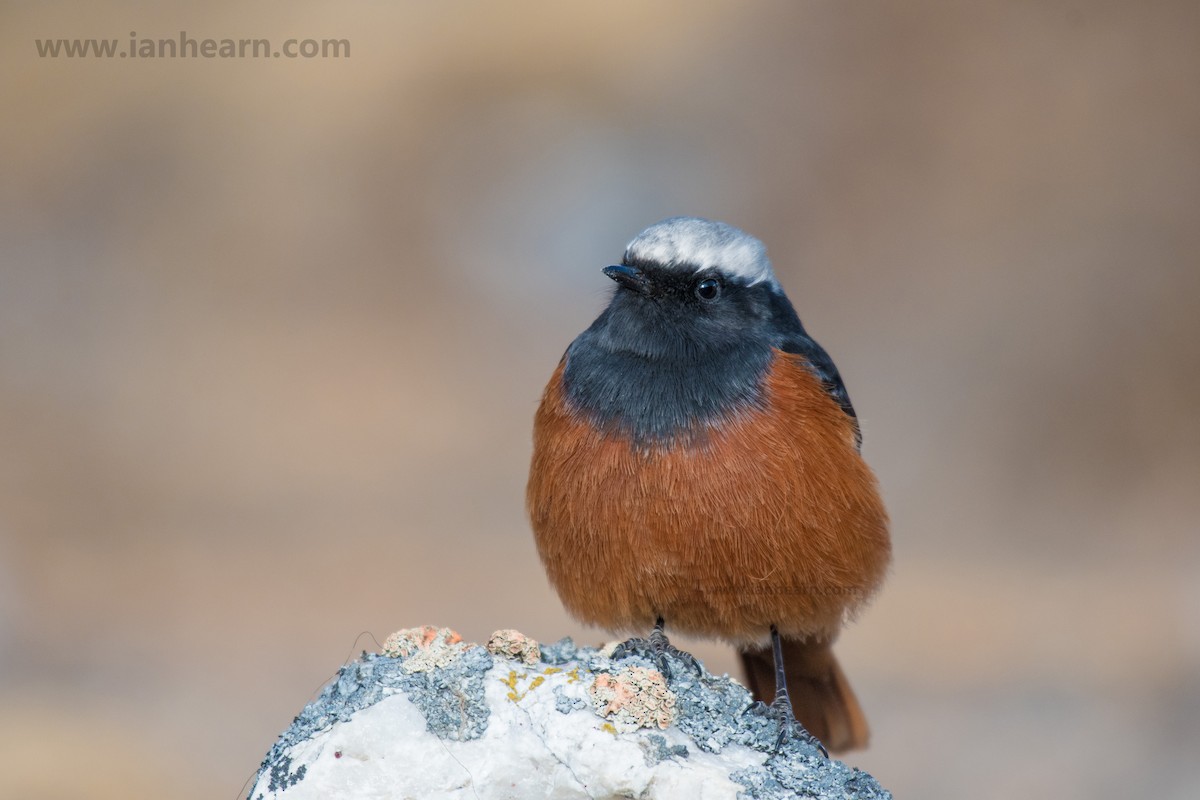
[611, 623, 701, 680]
[767, 695, 828, 759]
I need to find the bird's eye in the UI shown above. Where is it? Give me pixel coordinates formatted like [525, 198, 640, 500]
[694, 277, 722, 302]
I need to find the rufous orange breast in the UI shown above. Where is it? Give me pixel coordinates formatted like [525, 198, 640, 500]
[527, 348, 890, 648]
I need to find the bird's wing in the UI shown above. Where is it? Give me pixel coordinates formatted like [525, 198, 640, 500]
[762, 288, 863, 447]
[779, 333, 862, 449]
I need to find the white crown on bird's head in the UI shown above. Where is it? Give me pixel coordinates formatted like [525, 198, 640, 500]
[622, 217, 778, 288]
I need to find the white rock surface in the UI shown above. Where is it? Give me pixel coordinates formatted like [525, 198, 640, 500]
[248, 628, 891, 800]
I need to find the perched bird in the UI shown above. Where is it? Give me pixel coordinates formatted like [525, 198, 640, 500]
[526, 217, 890, 753]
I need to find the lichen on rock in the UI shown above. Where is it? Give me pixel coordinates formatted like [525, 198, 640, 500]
[485, 628, 541, 665]
[249, 627, 892, 800]
[381, 625, 470, 673]
[588, 665, 677, 732]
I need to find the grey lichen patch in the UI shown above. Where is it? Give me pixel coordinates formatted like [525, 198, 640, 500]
[731, 751, 891, 800]
[553, 684, 588, 714]
[399, 644, 493, 740]
[539, 636, 582, 665]
[251, 639, 494, 799]
[640, 733, 689, 766]
[265, 754, 306, 793]
[657, 653, 766, 754]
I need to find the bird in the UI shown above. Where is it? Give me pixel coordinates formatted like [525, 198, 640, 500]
[526, 216, 890, 754]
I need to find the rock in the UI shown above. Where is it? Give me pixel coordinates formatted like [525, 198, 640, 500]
[248, 626, 892, 800]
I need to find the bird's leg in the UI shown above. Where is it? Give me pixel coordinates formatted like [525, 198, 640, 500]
[649, 617, 702, 676]
[647, 616, 671, 653]
[611, 617, 701, 678]
[768, 625, 829, 758]
[609, 620, 655, 665]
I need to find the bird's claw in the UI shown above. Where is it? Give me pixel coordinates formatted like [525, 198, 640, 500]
[767, 697, 828, 758]
[611, 632, 702, 680]
[610, 636, 653, 662]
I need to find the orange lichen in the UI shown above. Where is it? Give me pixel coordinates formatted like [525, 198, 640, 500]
[588, 666, 676, 732]
[486, 629, 541, 665]
[381, 626, 469, 673]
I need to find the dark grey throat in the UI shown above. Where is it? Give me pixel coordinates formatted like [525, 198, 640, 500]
[561, 286, 780, 443]
[560, 271, 861, 448]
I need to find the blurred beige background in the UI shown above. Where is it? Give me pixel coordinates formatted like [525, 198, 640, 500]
[3, 1, 1198, 798]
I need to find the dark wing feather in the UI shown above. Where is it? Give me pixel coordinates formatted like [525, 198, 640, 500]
[767, 290, 862, 448]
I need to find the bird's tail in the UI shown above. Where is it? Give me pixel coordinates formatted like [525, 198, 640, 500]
[738, 638, 870, 753]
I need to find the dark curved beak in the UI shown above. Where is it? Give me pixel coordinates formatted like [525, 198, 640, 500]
[603, 264, 650, 294]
